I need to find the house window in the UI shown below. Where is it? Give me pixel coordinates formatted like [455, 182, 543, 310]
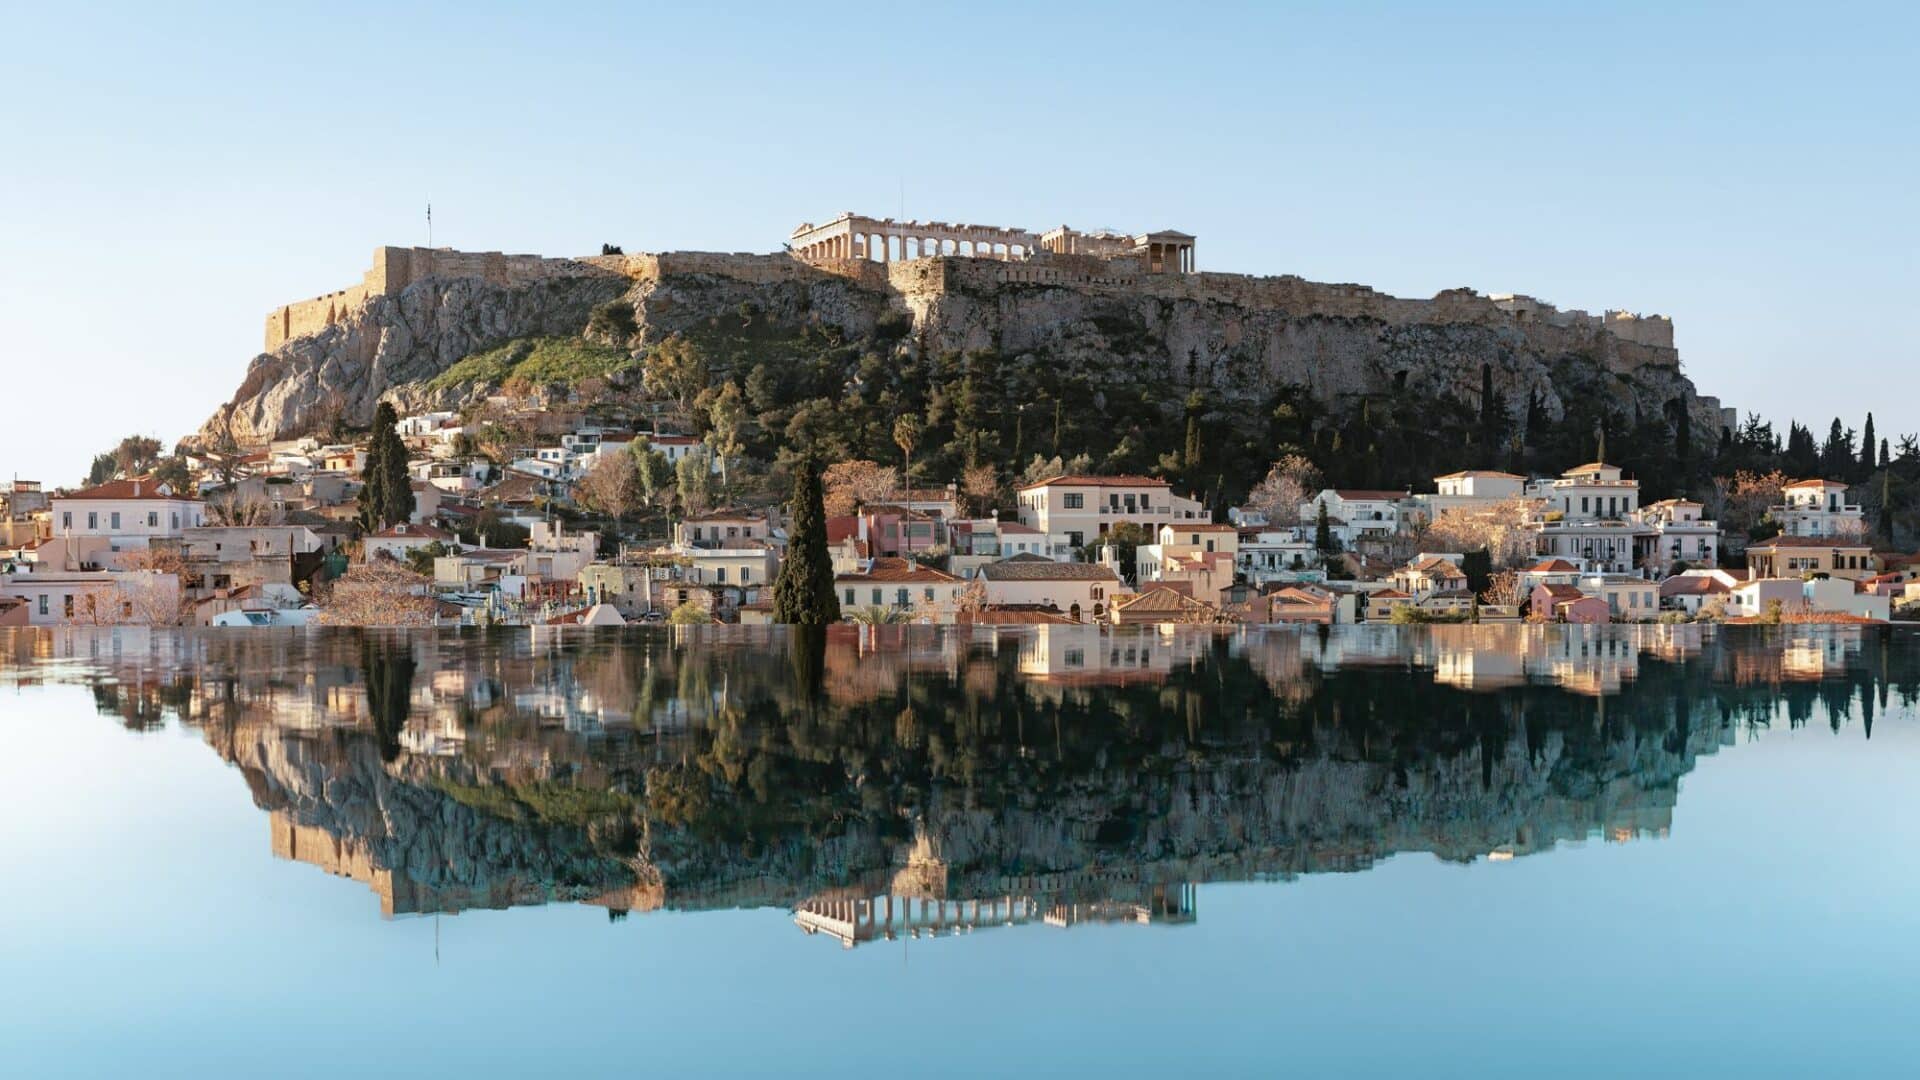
[87, 512, 98, 529]
[871, 588, 883, 605]
[923, 587, 935, 602]
[740, 568, 750, 584]
[895, 588, 909, 607]
[1067, 531, 1083, 548]
[38, 595, 48, 616]
[61, 512, 72, 529]
[110, 512, 120, 530]
[1063, 493, 1085, 509]
[64, 595, 74, 618]
[147, 512, 158, 527]
[715, 567, 727, 583]
[844, 588, 856, 606]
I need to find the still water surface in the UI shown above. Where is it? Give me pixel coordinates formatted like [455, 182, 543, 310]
[2, 623, 1917, 1077]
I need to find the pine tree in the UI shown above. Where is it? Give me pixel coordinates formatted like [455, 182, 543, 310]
[773, 459, 841, 625]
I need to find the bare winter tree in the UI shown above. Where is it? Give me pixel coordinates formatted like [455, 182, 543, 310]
[822, 460, 899, 517]
[1245, 454, 1324, 526]
[317, 562, 440, 626]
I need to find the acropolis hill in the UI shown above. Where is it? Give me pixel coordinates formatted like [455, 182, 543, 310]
[205, 210, 1724, 448]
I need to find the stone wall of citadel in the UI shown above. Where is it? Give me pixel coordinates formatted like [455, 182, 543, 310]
[264, 246, 620, 351]
[263, 244, 1678, 368]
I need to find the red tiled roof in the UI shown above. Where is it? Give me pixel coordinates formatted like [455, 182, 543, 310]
[370, 522, 451, 540]
[1016, 474, 1171, 491]
[835, 557, 958, 584]
[59, 478, 196, 502]
[1115, 585, 1212, 612]
[959, 606, 1074, 625]
[1536, 584, 1584, 600]
[1528, 559, 1581, 572]
[1330, 489, 1406, 501]
[1434, 470, 1525, 480]
[978, 558, 1117, 582]
[1749, 536, 1872, 550]
[1660, 576, 1731, 596]
[1783, 478, 1846, 490]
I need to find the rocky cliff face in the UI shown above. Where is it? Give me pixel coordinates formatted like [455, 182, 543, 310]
[200, 271, 629, 446]
[200, 249, 1719, 449]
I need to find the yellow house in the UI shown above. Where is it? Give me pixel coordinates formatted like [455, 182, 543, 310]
[1745, 536, 1876, 583]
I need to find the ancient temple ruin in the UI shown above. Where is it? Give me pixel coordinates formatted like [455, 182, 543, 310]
[789, 212, 1196, 273]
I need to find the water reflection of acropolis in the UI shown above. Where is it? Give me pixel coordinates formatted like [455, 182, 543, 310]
[3, 623, 1901, 940]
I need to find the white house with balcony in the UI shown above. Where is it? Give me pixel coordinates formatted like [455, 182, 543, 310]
[1531, 519, 1648, 576]
[949, 519, 1048, 579]
[47, 478, 205, 570]
[1407, 470, 1529, 526]
[1634, 498, 1721, 573]
[1236, 526, 1321, 585]
[1015, 475, 1207, 558]
[1298, 489, 1406, 547]
[1526, 463, 1640, 520]
[1770, 479, 1864, 538]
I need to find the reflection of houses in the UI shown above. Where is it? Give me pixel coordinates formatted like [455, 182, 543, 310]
[1014, 623, 1209, 684]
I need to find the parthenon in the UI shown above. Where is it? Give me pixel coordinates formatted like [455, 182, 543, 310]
[789, 212, 1197, 273]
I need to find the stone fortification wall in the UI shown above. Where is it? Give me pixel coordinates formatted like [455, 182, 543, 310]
[595, 250, 891, 291]
[265, 246, 617, 350]
[865, 252, 1681, 368]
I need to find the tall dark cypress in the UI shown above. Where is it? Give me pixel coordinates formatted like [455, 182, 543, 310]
[379, 405, 414, 528]
[773, 458, 841, 625]
[1861, 413, 1876, 479]
[358, 401, 415, 531]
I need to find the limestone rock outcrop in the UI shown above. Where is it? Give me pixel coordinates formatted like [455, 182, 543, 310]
[201, 246, 1723, 449]
[200, 269, 629, 446]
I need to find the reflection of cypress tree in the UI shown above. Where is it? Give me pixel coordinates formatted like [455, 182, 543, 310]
[786, 626, 826, 704]
[361, 635, 416, 763]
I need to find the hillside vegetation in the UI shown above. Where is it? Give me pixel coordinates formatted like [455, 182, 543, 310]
[427, 336, 635, 394]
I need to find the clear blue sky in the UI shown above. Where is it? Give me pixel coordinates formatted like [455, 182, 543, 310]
[2, 1, 1913, 485]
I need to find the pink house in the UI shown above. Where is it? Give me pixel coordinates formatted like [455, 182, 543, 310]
[1532, 583, 1610, 624]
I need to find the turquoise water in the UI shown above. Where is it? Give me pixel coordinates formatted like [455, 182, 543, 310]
[2, 624, 1916, 1077]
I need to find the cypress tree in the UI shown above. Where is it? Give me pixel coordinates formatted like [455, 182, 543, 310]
[773, 458, 841, 625]
[1861, 413, 1876, 479]
[1314, 499, 1337, 555]
[1881, 469, 1895, 543]
[358, 401, 415, 531]
[1673, 400, 1692, 489]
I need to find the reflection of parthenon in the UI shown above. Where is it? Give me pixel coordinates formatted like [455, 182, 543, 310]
[789, 212, 1196, 274]
[793, 877, 1198, 949]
